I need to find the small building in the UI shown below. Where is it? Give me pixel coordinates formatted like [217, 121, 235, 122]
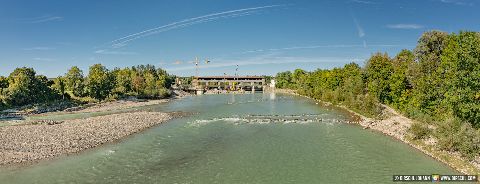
[270, 79, 276, 88]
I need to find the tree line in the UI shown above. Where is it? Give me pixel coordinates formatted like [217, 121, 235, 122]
[275, 31, 480, 160]
[0, 64, 174, 109]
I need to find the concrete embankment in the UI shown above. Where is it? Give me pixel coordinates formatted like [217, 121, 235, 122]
[0, 111, 175, 166]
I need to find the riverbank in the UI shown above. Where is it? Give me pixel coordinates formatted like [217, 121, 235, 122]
[270, 88, 480, 175]
[0, 111, 179, 166]
[0, 91, 193, 166]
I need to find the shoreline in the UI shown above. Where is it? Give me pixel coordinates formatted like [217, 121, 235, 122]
[0, 93, 192, 167]
[271, 88, 480, 175]
[0, 111, 178, 166]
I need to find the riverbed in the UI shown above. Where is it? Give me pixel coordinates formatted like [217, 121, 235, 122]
[0, 93, 458, 183]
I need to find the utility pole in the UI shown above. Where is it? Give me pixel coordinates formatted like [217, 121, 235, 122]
[195, 57, 199, 78]
[235, 64, 238, 77]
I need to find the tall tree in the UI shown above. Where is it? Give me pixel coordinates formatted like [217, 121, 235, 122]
[365, 53, 394, 103]
[275, 71, 292, 89]
[52, 76, 67, 99]
[0, 76, 8, 94]
[4, 67, 58, 106]
[85, 64, 114, 100]
[389, 49, 415, 110]
[441, 31, 480, 127]
[112, 67, 133, 95]
[65, 66, 85, 97]
[412, 30, 448, 115]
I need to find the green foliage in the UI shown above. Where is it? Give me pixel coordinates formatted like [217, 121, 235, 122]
[440, 31, 480, 127]
[411, 30, 449, 117]
[0, 76, 7, 108]
[65, 66, 85, 97]
[85, 64, 114, 100]
[436, 118, 480, 160]
[275, 71, 293, 89]
[2, 63, 171, 108]
[51, 76, 67, 99]
[409, 122, 431, 140]
[389, 50, 414, 111]
[365, 53, 394, 103]
[112, 67, 132, 95]
[3, 67, 59, 106]
[274, 30, 480, 159]
[0, 76, 8, 90]
[108, 64, 172, 99]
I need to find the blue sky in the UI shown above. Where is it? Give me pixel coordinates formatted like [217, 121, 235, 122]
[1, 0, 479, 77]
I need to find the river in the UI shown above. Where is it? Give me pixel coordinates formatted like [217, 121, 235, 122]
[0, 93, 458, 183]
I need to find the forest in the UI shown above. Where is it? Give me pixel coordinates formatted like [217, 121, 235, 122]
[0, 64, 174, 109]
[275, 31, 480, 160]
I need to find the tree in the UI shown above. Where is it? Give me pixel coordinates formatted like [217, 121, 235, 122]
[52, 76, 67, 99]
[85, 64, 114, 100]
[143, 72, 157, 97]
[441, 31, 480, 127]
[0, 76, 8, 108]
[389, 49, 415, 110]
[365, 53, 394, 103]
[5, 67, 38, 106]
[0, 76, 8, 95]
[341, 62, 364, 98]
[412, 30, 448, 115]
[4, 67, 58, 106]
[131, 73, 145, 95]
[65, 66, 85, 97]
[34, 75, 58, 102]
[275, 71, 292, 88]
[292, 69, 307, 89]
[112, 67, 132, 95]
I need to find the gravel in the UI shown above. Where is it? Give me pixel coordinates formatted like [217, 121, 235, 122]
[0, 111, 173, 166]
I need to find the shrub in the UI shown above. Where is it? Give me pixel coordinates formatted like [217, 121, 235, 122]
[436, 118, 480, 160]
[409, 122, 431, 140]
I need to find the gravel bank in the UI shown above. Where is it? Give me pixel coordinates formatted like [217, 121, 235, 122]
[0, 111, 173, 166]
[57, 99, 169, 114]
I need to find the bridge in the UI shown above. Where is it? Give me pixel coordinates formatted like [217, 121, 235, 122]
[191, 76, 265, 94]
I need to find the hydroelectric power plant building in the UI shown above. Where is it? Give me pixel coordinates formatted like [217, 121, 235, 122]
[192, 76, 265, 94]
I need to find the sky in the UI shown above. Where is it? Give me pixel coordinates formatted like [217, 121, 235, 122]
[0, 0, 479, 77]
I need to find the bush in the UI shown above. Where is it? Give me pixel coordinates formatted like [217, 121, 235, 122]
[0, 100, 6, 111]
[436, 118, 480, 160]
[358, 94, 382, 118]
[409, 122, 431, 140]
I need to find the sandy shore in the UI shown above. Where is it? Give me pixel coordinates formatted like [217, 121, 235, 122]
[271, 88, 480, 175]
[0, 111, 174, 166]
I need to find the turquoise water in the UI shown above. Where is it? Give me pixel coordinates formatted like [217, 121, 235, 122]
[0, 93, 458, 183]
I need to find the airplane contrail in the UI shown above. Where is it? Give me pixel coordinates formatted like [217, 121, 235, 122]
[112, 11, 260, 48]
[107, 4, 286, 48]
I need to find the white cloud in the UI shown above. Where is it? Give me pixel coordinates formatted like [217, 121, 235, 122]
[165, 54, 364, 71]
[94, 50, 137, 55]
[386, 24, 424, 29]
[241, 44, 407, 53]
[23, 47, 55, 51]
[33, 58, 55, 61]
[438, 0, 473, 6]
[351, 0, 377, 4]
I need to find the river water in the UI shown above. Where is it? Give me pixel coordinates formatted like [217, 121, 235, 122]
[0, 93, 458, 183]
